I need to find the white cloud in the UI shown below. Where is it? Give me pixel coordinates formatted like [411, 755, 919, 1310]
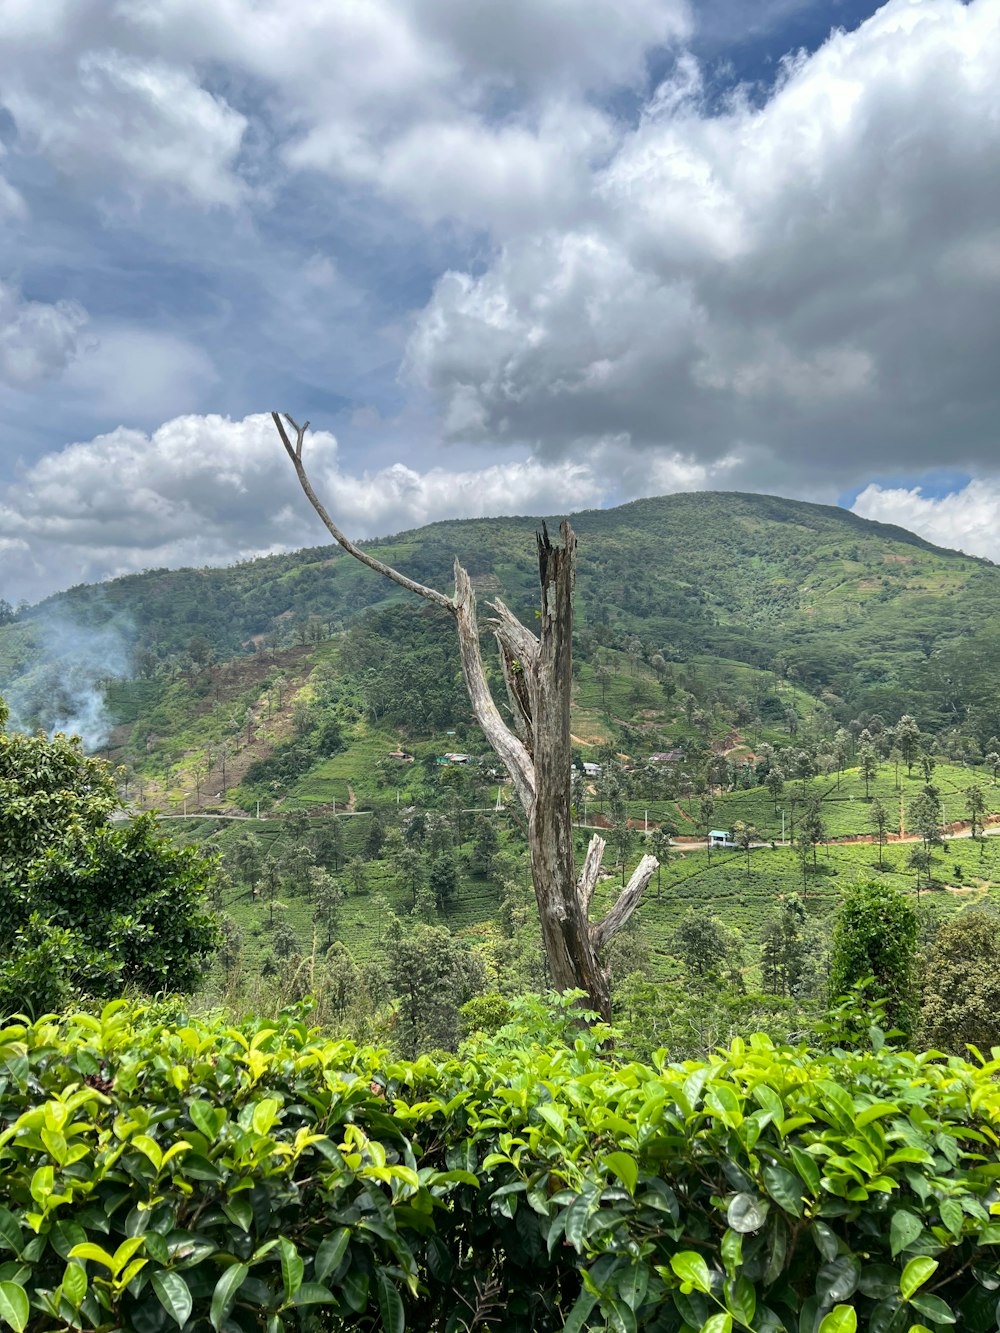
[851, 479, 1000, 563]
[0, 143, 27, 221]
[0, 282, 89, 389]
[0, 0, 686, 225]
[0, 2, 248, 208]
[59, 327, 218, 421]
[0, 412, 616, 601]
[120, 0, 689, 104]
[3, 0, 1000, 604]
[406, 0, 1000, 491]
[0, 178, 27, 220]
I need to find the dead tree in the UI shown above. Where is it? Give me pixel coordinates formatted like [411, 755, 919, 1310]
[271, 412, 656, 1020]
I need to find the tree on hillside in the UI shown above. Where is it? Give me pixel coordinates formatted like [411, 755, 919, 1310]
[403, 809, 428, 848]
[278, 841, 316, 897]
[313, 817, 344, 872]
[0, 698, 119, 873]
[828, 879, 917, 1038]
[795, 831, 812, 895]
[760, 896, 818, 999]
[272, 413, 657, 1020]
[346, 855, 369, 897]
[595, 664, 611, 708]
[732, 821, 758, 878]
[311, 871, 344, 947]
[672, 910, 745, 992]
[858, 744, 878, 799]
[888, 746, 903, 790]
[907, 844, 932, 894]
[429, 851, 458, 912]
[320, 941, 362, 1022]
[868, 796, 891, 868]
[765, 767, 785, 813]
[832, 729, 851, 788]
[394, 844, 425, 910]
[965, 783, 986, 840]
[0, 697, 218, 1017]
[909, 790, 944, 879]
[285, 808, 312, 843]
[259, 855, 281, 924]
[648, 826, 674, 899]
[699, 794, 715, 862]
[226, 830, 263, 898]
[800, 798, 826, 869]
[370, 891, 392, 945]
[383, 921, 485, 1057]
[986, 751, 1000, 786]
[471, 815, 500, 876]
[364, 810, 386, 860]
[609, 804, 637, 886]
[272, 919, 298, 961]
[921, 908, 1000, 1053]
[894, 715, 920, 775]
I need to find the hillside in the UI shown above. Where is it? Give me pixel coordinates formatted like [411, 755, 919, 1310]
[5, 488, 1000, 1052]
[2, 490, 999, 746]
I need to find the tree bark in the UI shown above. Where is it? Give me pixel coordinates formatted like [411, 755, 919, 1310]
[271, 413, 656, 1020]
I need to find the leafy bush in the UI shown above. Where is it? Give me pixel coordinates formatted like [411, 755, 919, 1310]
[0, 998, 999, 1332]
[828, 880, 918, 1037]
[0, 816, 219, 1019]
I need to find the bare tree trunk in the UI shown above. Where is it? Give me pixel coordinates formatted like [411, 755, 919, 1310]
[271, 413, 656, 1019]
[526, 526, 611, 1014]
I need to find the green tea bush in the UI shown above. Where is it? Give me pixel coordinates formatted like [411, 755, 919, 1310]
[0, 998, 999, 1332]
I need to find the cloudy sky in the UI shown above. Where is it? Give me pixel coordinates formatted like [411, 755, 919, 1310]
[1, 0, 998, 602]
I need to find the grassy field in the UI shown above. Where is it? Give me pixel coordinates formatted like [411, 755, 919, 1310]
[180, 795, 1000, 1000]
[610, 760, 993, 840]
[601, 830, 1000, 986]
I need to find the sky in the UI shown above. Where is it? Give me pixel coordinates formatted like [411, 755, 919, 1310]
[1, 0, 998, 603]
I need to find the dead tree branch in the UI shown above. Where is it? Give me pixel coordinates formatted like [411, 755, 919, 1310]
[272, 412, 656, 1018]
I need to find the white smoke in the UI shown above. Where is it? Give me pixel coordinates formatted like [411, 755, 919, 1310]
[3, 605, 134, 751]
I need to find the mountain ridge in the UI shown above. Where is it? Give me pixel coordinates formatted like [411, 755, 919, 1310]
[3, 489, 1000, 748]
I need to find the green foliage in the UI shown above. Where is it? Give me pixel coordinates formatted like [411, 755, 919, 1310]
[0, 712, 119, 874]
[1, 1000, 1000, 1331]
[921, 907, 1000, 1054]
[0, 816, 219, 1018]
[672, 911, 745, 989]
[428, 853, 458, 913]
[0, 701, 219, 1018]
[383, 922, 484, 1057]
[829, 880, 918, 1038]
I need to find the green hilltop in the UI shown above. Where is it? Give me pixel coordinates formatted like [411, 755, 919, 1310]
[2, 489, 999, 739]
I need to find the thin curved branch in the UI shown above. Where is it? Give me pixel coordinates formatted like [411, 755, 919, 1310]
[272, 410, 534, 810]
[272, 412, 453, 611]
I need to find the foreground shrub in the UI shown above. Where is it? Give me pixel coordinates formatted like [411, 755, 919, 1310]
[0, 999, 999, 1331]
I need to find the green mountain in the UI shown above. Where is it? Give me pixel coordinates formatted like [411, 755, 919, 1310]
[2, 490, 999, 748]
[7, 489, 1000, 1016]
